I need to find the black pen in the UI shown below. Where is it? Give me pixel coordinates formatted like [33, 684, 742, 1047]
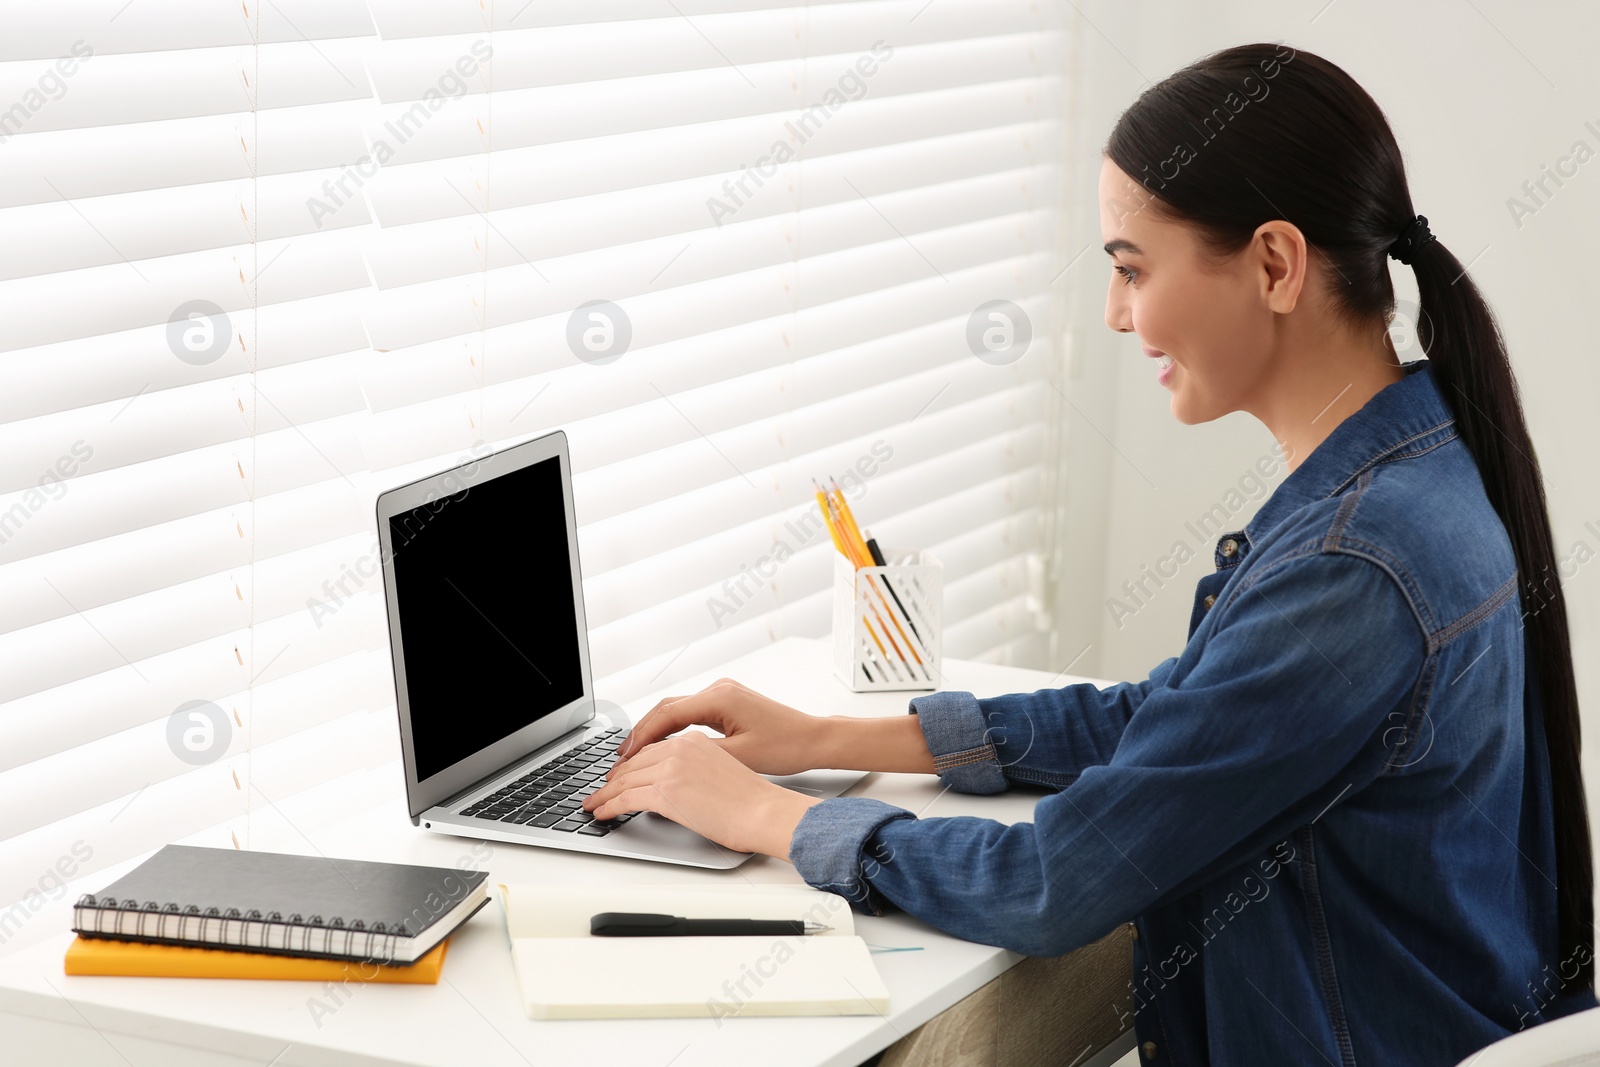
[864, 532, 922, 644]
[590, 912, 832, 937]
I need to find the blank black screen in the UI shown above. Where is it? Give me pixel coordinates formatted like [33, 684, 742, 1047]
[389, 454, 585, 782]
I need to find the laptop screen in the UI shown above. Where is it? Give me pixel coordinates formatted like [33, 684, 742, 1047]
[387, 453, 586, 782]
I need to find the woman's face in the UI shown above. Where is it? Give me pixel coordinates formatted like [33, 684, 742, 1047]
[1097, 158, 1280, 424]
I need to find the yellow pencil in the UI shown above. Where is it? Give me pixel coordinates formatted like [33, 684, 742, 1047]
[823, 478, 923, 679]
[814, 479, 862, 565]
[828, 478, 874, 565]
[829, 480, 929, 676]
[862, 615, 902, 681]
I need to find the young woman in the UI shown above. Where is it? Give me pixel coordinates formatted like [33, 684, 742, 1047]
[584, 44, 1595, 1063]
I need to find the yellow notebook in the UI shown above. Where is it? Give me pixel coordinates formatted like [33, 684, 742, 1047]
[64, 935, 448, 983]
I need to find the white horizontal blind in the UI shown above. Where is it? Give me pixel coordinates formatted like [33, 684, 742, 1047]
[0, 0, 1069, 928]
[0, 0, 395, 942]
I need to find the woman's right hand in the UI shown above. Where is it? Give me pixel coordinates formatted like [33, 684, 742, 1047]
[609, 678, 829, 778]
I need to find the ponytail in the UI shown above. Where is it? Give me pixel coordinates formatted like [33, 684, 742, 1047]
[1410, 239, 1592, 985]
[1106, 42, 1592, 988]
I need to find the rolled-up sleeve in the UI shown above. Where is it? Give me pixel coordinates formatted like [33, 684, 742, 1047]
[903, 689, 1009, 794]
[788, 798, 917, 915]
[907, 656, 1181, 794]
[787, 551, 1424, 952]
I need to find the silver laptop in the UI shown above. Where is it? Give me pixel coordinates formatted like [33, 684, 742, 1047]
[375, 429, 865, 869]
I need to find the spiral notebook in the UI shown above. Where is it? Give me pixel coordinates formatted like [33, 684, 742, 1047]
[73, 845, 488, 965]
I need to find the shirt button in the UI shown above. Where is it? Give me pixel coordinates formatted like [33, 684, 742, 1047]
[1221, 538, 1238, 557]
[1142, 1041, 1159, 1059]
[1203, 594, 1217, 610]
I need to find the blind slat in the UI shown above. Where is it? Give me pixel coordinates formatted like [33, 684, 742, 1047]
[0, 0, 1070, 896]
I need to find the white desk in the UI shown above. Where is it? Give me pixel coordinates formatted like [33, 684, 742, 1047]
[0, 637, 1134, 1067]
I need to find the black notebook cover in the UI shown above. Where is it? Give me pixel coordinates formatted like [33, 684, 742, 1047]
[73, 845, 489, 964]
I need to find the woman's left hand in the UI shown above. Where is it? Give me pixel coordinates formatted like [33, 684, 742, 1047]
[582, 731, 823, 859]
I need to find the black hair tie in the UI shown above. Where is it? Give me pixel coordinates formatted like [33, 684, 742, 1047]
[1387, 215, 1436, 265]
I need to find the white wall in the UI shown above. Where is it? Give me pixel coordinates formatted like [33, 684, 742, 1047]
[1051, 0, 1600, 808]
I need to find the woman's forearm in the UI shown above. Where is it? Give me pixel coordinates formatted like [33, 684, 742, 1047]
[814, 713, 936, 774]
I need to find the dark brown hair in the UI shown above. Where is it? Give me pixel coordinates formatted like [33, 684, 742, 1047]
[1106, 43, 1592, 987]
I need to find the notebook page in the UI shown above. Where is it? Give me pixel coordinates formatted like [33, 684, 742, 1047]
[499, 883, 857, 939]
[497, 883, 887, 1020]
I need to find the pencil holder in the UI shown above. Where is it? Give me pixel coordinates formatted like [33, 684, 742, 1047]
[831, 548, 942, 692]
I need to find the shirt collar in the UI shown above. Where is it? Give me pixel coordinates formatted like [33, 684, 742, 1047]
[1244, 359, 1456, 547]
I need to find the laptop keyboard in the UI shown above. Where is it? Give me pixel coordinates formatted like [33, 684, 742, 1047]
[459, 727, 634, 837]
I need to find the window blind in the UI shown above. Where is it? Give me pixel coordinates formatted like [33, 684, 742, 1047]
[0, 0, 1070, 928]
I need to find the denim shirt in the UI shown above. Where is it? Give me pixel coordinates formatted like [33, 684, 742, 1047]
[788, 359, 1596, 1065]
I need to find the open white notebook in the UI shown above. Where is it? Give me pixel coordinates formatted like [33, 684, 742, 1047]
[497, 882, 890, 1020]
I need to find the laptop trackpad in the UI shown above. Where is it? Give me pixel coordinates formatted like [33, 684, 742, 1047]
[762, 768, 867, 799]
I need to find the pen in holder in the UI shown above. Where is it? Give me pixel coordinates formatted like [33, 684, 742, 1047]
[831, 548, 942, 692]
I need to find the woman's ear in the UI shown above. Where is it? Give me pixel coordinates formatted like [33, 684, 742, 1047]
[1252, 220, 1308, 315]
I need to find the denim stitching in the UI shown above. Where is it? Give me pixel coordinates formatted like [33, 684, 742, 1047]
[1004, 765, 1077, 790]
[1246, 422, 1458, 544]
[1220, 540, 1423, 636]
[1309, 536, 1437, 637]
[1297, 824, 1359, 1067]
[1211, 541, 1327, 622]
[933, 746, 998, 771]
[1330, 535, 1515, 653]
[1381, 649, 1440, 781]
[1219, 543, 1435, 775]
[1313, 462, 1436, 631]
[1432, 574, 1519, 649]
[1325, 419, 1457, 497]
[1325, 469, 1371, 546]
[1214, 540, 1327, 613]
